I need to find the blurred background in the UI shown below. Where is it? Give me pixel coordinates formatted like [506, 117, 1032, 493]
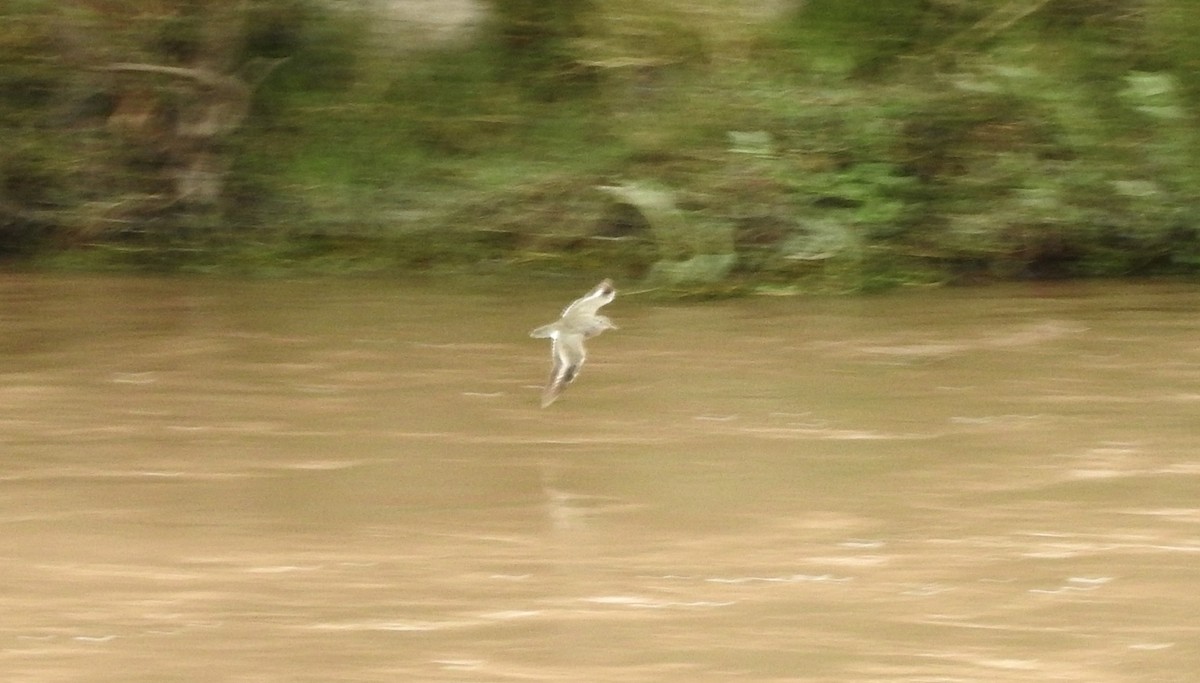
[2, 0, 1199, 288]
[4, 5, 1200, 680]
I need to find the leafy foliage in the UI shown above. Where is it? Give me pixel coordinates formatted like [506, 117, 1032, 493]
[2, 0, 1199, 286]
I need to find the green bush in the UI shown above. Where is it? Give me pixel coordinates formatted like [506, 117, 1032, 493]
[484, 0, 597, 98]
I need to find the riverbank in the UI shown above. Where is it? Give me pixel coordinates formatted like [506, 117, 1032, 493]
[4, 1, 1199, 292]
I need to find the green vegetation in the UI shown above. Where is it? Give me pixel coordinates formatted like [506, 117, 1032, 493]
[2, 0, 1199, 291]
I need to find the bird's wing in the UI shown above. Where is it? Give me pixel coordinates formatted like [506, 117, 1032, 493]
[542, 333, 587, 407]
[561, 279, 615, 320]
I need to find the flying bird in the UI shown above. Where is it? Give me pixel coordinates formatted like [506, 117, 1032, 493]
[530, 279, 618, 407]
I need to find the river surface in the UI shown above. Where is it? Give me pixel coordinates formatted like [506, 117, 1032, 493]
[1, 274, 1197, 682]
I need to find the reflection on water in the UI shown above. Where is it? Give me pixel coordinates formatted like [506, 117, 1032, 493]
[1, 274, 1198, 682]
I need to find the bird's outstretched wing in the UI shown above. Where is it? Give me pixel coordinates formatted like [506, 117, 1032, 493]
[542, 332, 587, 407]
[560, 279, 615, 321]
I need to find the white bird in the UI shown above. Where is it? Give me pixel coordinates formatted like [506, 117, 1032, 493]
[529, 279, 618, 407]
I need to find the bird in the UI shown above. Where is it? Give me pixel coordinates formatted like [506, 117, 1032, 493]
[529, 279, 618, 407]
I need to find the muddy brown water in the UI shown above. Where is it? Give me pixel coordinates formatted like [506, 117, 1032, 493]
[1, 274, 1197, 682]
